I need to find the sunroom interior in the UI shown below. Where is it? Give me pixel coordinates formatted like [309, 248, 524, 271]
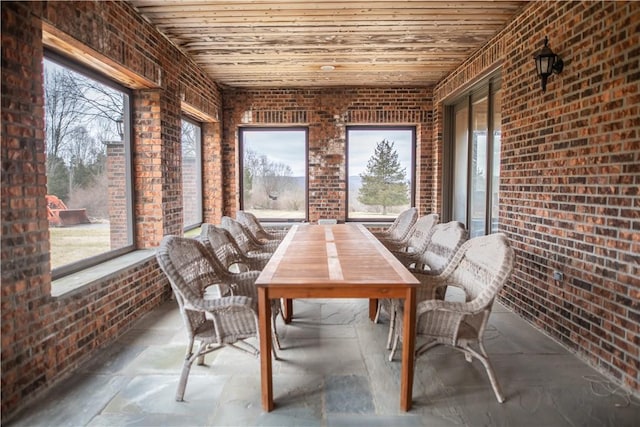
[1, 1, 639, 425]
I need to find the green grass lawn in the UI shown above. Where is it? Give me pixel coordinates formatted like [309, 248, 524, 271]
[49, 224, 110, 269]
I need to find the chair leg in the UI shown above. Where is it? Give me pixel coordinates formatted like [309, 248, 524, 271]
[197, 343, 208, 365]
[388, 333, 399, 362]
[271, 314, 282, 351]
[374, 302, 382, 323]
[385, 305, 396, 350]
[176, 342, 202, 401]
[414, 340, 440, 358]
[271, 300, 282, 351]
[464, 343, 505, 403]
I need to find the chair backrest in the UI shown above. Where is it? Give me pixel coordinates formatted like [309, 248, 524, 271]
[236, 211, 266, 240]
[156, 236, 228, 338]
[221, 216, 254, 253]
[200, 223, 249, 272]
[420, 221, 468, 274]
[405, 213, 439, 252]
[443, 233, 514, 310]
[390, 207, 418, 241]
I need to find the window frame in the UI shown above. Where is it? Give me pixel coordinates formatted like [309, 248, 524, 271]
[345, 125, 417, 223]
[45, 49, 135, 280]
[181, 116, 203, 231]
[238, 126, 309, 223]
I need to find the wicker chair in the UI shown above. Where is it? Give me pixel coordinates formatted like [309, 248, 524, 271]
[396, 220, 467, 272]
[237, 210, 288, 242]
[377, 220, 466, 349]
[156, 235, 264, 401]
[221, 216, 280, 254]
[389, 233, 515, 403]
[389, 213, 439, 263]
[374, 207, 418, 251]
[200, 223, 269, 272]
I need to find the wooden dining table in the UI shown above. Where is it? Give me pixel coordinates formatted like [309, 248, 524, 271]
[255, 223, 419, 412]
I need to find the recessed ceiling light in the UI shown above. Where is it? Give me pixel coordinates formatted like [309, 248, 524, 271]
[320, 65, 335, 71]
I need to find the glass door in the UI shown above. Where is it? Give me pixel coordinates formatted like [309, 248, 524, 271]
[446, 77, 501, 236]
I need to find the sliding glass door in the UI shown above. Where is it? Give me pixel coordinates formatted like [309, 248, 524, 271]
[448, 77, 501, 237]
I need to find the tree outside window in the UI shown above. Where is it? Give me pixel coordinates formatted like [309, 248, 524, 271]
[358, 139, 410, 215]
[347, 127, 415, 221]
[240, 128, 307, 221]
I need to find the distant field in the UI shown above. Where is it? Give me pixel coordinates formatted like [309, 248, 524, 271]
[49, 223, 110, 269]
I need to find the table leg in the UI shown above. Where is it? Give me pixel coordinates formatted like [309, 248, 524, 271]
[258, 287, 274, 411]
[368, 298, 378, 321]
[282, 298, 293, 323]
[400, 286, 416, 411]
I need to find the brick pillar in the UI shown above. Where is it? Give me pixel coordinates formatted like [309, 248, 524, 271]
[182, 157, 197, 225]
[134, 90, 171, 246]
[202, 121, 223, 224]
[105, 141, 128, 248]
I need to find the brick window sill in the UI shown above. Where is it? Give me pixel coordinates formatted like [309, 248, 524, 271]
[52, 250, 156, 298]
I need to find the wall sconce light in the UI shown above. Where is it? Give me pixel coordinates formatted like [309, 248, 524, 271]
[534, 36, 564, 92]
[116, 115, 124, 140]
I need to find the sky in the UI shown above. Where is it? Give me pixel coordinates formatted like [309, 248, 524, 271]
[242, 128, 413, 179]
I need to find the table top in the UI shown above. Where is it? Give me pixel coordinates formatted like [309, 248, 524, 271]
[255, 223, 418, 288]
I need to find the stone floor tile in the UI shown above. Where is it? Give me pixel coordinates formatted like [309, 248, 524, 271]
[325, 374, 375, 414]
[327, 413, 430, 427]
[7, 374, 131, 427]
[101, 374, 222, 417]
[80, 342, 148, 374]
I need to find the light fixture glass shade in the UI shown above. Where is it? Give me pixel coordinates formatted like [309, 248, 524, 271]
[534, 36, 562, 92]
[535, 52, 555, 77]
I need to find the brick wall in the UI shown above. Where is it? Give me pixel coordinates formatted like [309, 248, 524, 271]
[435, 1, 639, 395]
[222, 88, 436, 222]
[1, 1, 222, 418]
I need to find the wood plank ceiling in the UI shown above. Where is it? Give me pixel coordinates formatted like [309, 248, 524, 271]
[129, 1, 529, 88]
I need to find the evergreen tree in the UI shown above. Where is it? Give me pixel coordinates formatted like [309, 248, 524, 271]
[46, 155, 70, 201]
[358, 139, 409, 214]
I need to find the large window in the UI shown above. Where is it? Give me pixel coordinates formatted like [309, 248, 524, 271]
[44, 53, 133, 278]
[447, 77, 501, 237]
[347, 126, 415, 221]
[181, 118, 203, 230]
[239, 127, 308, 221]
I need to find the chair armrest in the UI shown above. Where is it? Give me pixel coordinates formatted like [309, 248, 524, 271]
[411, 269, 449, 284]
[416, 298, 485, 317]
[186, 295, 255, 313]
[226, 271, 260, 299]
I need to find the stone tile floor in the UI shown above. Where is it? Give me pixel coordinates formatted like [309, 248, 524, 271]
[5, 298, 639, 427]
